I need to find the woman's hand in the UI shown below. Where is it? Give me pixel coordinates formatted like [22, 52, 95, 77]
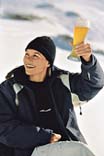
[74, 42, 92, 62]
[50, 133, 61, 143]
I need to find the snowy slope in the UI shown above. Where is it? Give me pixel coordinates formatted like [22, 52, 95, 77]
[0, 1, 104, 156]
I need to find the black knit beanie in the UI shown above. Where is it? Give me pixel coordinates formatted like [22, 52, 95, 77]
[25, 36, 56, 65]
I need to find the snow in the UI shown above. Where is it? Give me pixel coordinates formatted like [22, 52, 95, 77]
[0, 0, 104, 155]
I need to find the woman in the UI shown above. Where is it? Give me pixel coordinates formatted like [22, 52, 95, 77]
[0, 36, 104, 156]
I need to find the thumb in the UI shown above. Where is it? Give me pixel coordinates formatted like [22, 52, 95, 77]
[54, 134, 61, 140]
[50, 133, 61, 143]
[69, 41, 73, 47]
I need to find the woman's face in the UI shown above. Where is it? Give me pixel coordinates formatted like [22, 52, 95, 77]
[23, 49, 50, 77]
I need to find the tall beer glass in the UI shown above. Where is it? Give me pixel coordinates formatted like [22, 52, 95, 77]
[67, 18, 90, 60]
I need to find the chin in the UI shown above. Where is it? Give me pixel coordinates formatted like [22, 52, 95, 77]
[25, 69, 33, 76]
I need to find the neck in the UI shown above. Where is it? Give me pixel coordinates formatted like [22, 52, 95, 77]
[29, 71, 47, 82]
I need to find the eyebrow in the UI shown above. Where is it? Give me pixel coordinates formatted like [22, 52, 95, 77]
[26, 52, 41, 56]
[34, 52, 41, 55]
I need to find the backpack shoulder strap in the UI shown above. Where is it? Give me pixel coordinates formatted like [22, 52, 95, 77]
[59, 73, 86, 107]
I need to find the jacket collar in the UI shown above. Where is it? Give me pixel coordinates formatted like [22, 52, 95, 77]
[6, 65, 68, 85]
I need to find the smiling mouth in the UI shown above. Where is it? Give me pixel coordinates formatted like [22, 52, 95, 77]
[26, 64, 36, 69]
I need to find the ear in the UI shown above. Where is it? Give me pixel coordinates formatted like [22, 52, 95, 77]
[46, 60, 50, 67]
[47, 62, 50, 67]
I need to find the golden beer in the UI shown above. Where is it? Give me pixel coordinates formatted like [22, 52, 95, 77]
[68, 19, 90, 59]
[73, 26, 89, 46]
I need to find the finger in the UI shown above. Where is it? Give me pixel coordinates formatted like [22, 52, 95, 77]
[75, 49, 92, 57]
[76, 51, 92, 57]
[76, 43, 91, 49]
[75, 44, 91, 53]
[55, 134, 61, 140]
[75, 47, 92, 54]
[50, 133, 61, 143]
[76, 50, 92, 57]
[76, 41, 84, 47]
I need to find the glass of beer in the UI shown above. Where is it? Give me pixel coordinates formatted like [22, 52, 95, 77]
[67, 18, 90, 60]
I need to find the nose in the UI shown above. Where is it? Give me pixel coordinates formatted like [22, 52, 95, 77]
[27, 56, 34, 61]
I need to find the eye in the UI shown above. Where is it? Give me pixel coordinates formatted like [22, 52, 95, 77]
[33, 54, 41, 59]
[25, 53, 29, 57]
[33, 55, 38, 58]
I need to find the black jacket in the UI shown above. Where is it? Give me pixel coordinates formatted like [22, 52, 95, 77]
[0, 55, 104, 156]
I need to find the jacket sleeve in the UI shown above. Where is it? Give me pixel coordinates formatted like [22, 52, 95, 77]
[69, 54, 104, 101]
[0, 82, 53, 149]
